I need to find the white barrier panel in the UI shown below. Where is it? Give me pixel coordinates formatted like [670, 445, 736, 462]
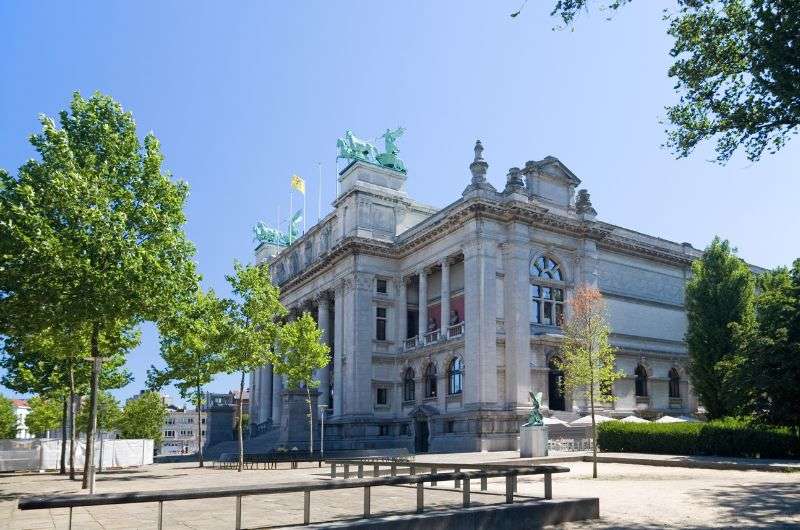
[0, 439, 153, 471]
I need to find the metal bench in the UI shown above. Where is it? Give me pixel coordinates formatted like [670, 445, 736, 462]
[18, 465, 571, 529]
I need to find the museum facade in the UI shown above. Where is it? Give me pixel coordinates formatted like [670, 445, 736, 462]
[249, 141, 701, 452]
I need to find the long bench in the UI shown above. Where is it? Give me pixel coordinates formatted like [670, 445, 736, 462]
[18, 465, 571, 529]
[214, 448, 412, 470]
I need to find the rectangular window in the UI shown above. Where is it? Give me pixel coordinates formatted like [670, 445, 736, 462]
[376, 278, 388, 294]
[446, 420, 455, 434]
[376, 307, 387, 341]
[400, 424, 410, 436]
[378, 425, 390, 436]
[376, 387, 388, 405]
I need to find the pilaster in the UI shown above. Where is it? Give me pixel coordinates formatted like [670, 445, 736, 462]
[503, 222, 532, 409]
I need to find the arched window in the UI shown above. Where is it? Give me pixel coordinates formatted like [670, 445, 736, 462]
[448, 357, 464, 395]
[668, 368, 680, 399]
[530, 255, 565, 326]
[635, 364, 648, 397]
[403, 368, 416, 402]
[424, 363, 437, 398]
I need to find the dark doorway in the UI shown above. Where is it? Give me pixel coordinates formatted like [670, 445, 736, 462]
[548, 358, 566, 411]
[414, 420, 429, 453]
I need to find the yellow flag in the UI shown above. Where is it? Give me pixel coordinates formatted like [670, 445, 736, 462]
[291, 174, 305, 194]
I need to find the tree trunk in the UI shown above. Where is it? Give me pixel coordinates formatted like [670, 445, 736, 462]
[197, 386, 204, 468]
[82, 323, 101, 489]
[307, 386, 313, 455]
[68, 363, 77, 481]
[589, 361, 598, 479]
[59, 397, 68, 475]
[237, 371, 245, 472]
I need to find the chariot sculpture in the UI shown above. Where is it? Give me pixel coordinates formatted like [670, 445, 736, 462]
[336, 127, 407, 173]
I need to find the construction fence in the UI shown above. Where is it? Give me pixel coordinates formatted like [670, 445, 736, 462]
[0, 438, 153, 472]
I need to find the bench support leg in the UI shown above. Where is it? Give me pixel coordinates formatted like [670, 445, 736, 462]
[462, 477, 471, 508]
[431, 466, 437, 486]
[364, 486, 371, 518]
[544, 473, 552, 500]
[416, 481, 424, 513]
[454, 467, 461, 488]
[235, 495, 242, 530]
[68, 506, 73, 530]
[330, 463, 336, 478]
[304, 489, 311, 525]
[357, 464, 363, 478]
[373, 464, 379, 477]
[157, 501, 163, 530]
[505, 475, 514, 504]
[480, 474, 487, 491]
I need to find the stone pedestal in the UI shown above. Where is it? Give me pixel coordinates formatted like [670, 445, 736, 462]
[277, 389, 320, 450]
[519, 424, 548, 458]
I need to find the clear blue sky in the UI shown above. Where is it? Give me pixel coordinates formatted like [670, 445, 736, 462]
[2, 1, 797, 405]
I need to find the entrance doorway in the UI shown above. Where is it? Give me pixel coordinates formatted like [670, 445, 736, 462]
[414, 419, 429, 453]
[548, 357, 566, 411]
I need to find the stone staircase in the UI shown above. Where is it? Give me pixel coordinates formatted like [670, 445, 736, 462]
[549, 410, 581, 423]
[204, 426, 282, 460]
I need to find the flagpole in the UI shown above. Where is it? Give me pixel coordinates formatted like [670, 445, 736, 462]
[289, 190, 293, 244]
[303, 188, 307, 233]
[317, 162, 322, 223]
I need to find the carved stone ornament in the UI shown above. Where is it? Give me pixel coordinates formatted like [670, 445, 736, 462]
[575, 189, 597, 216]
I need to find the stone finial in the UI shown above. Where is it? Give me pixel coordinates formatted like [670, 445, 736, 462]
[463, 139, 496, 195]
[575, 189, 597, 216]
[503, 166, 525, 194]
[469, 139, 488, 183]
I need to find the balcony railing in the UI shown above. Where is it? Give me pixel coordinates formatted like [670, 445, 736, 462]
[402, 323, 464, 352]
[447, 322, 464, 339]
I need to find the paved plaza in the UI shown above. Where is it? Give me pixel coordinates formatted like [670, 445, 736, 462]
[2, 452, 799, 529]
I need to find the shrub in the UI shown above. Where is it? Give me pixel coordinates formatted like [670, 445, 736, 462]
[598, 419, 800, 459]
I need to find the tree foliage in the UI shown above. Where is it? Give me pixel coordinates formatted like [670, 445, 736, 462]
[25, 395, 62, 437]
[76, 391, 121, 434]
[222, 262, 286, 471]
[735, 260, 800, 429]
[558, 284, 622, 478]
[117, 391, 167, 444]
[148, 289, 226, 466]
[547, 0, 800, 163]
[0, 395, 17, 439]
[685, 237, 756, 419]
[0, 91, 196, 487]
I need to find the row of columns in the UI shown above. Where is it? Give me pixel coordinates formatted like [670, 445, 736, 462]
[400, 257, 456, 344]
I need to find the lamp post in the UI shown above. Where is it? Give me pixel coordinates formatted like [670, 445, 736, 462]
[318, 405, 328, 458]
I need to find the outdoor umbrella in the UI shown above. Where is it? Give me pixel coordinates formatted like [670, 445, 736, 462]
[655, 415, 686, 423]
[570, 414, 616, 425]
[620, 415, 649, 423]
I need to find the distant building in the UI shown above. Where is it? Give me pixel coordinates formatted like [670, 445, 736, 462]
[126, 389, 173, 407]
[158, 406, 207, 456]
[12, 399, 32, 439]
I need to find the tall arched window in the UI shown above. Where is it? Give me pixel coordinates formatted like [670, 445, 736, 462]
[424, 363, 437, 398]
[448, 357, 464, 395]
[635, 364, 648, 397]
[530, 255, 565, 326]
[668, 368, 681, 399]
[403, 368, 416, 402]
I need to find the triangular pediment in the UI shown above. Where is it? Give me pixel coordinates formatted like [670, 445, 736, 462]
[530, 156, 581, 186]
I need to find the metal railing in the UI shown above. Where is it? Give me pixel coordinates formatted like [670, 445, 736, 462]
[18, 465, 570, 529]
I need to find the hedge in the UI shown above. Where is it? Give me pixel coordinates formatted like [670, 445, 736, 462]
[597, 419, 800, 459]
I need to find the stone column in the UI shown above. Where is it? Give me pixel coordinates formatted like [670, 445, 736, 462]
[504, 223, 532, 409]
[333, 281, 344, 417]
[440, 260, 450, 338]
[272, 369, 283, 425]
[397, 276, 407, 345]
[317, 296, 331, 408]
[418, 269, 428, 343]
[463, 235, 498, 406]
[263, 364, 273, 424]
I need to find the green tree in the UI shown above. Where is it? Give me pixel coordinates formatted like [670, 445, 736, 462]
[558, 284, 622, 478]
[736, 260, 800, 431]
[76, 391, 122, 434]
[1, 323, 133, 479]
[147, 289, 227, 467]
[117, 392, 167, 445]
[685, 237, 756, 419]
[25, 395, 62, 438]
[0, 92, 196, 488]
[0, 395, 17, 439]
[543, 0, 800, 163]
[275, 313, 331, 455]
[222, 262, 286, 471]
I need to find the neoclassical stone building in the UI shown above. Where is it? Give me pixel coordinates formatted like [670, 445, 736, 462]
[249, 141, 702, 452]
